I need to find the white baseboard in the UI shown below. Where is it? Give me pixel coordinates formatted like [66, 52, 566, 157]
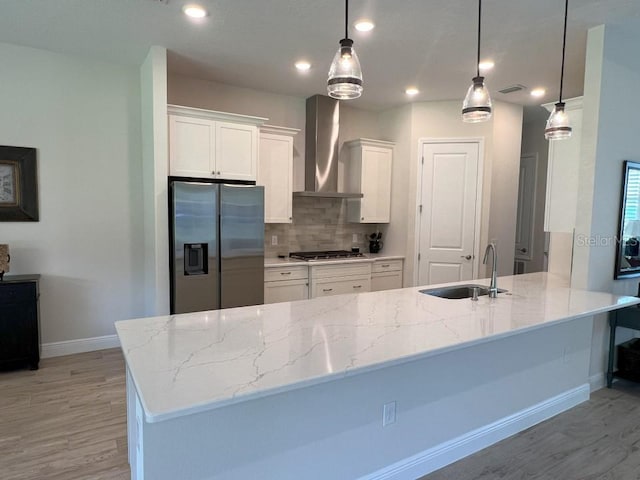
[41, 334, 120, 358]
[360, 384, 590, 480]
[589, 372, 606, 392]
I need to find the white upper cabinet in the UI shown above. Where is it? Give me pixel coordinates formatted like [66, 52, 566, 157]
[344, 138, 394, 223]
[258, 125, 299, 224]
[543, 97, 582, 233]
[168, 105, 267, 181]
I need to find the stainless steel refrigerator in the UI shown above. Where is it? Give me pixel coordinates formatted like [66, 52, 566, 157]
[169, 180, 264, 314]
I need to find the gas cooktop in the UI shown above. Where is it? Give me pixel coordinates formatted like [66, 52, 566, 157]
[289, 250, 365, 261]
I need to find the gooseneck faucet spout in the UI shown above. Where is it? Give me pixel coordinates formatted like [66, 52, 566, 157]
[483, 243, 498, 298]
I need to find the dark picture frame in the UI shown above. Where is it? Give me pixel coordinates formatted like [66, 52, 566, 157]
[0, 146, 39, 221]
[615, 160, 640, 279]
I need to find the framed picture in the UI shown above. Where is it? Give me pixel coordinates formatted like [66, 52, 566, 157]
[0, 146, 38, 221]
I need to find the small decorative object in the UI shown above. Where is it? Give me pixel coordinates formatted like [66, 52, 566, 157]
[0, 146, 39, 221]
[0, 244, 9, 281]
[369, 232, 383, 254]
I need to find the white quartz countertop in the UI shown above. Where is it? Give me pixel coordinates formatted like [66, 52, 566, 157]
[264, 254, 404, 267]
[115, 272, 639, 423]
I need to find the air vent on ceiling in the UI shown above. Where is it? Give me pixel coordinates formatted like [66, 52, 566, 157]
[498, 84, 527, 95]
[149, 0, 169, 4]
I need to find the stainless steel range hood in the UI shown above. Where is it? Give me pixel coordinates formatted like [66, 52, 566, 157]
[293, 95, 363, 199]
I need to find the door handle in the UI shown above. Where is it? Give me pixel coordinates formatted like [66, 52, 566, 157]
[518, 248, 528, 253]
[460, 255, 472, 260]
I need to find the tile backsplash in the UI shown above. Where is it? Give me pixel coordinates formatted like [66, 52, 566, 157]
[264, 197, 377, 257]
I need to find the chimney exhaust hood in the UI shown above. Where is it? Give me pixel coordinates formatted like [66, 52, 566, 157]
[293, 95, 363, 199]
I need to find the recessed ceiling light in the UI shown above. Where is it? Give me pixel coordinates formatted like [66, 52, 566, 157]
[405, 87, 420, 96]
[183, 4, 207, 18]
[355, 20, 375, 32]
[295, 61, 311, 72]
[478, 60, 494, 71]
[531, 88, 546, 98]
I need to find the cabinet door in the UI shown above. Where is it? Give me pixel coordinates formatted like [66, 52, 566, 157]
[216, 122, 258, 181]
[361, 146, 392, 223]
[311, 276, 371, 298]
[258, 134, 293, 223]
[169, 115, 215, 178]
[264, 280, 308, 304]
[371, 272, 403, 292]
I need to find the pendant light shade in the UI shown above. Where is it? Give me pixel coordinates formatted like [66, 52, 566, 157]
[545, 0, 572, 140]
[327, 0, 363, 100]
[545, 102, 572, 140]
[462, 0, 491, 123]
[462, 76, 492, 123]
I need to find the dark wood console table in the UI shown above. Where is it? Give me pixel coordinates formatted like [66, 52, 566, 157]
[0, 275, 40, 370]
[607, 306, 640, 387]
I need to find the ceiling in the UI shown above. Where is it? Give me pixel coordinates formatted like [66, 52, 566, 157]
[1, 0, 639, 111]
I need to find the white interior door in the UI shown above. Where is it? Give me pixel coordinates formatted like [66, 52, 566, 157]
[418, 141, 481, 286]
[515, 154, 538, 263]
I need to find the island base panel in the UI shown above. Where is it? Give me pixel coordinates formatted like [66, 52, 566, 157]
[127, 317, 593, 480]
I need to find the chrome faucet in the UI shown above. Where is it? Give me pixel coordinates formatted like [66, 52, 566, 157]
[483, 243, 498, 298]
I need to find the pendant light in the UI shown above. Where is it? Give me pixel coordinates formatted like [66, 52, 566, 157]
[545, 0, 572, 140]
[462, 0, 492, 123]
[327, 0, 363, 100]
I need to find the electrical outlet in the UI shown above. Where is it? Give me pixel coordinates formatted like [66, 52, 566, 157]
[271, 235, 278, 246]
[383, 401, 396, 427]
[352, 233, 358, 243]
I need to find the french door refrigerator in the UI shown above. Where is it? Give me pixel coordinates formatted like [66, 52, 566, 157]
[169, 180, 264, 314]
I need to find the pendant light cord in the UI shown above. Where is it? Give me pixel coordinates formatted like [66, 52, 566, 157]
[559, 0, 568, 102]
[477, 0, 482, 78]
[345, 0, 349, 39]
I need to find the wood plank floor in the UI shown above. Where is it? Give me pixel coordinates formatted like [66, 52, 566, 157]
[420, 381, 640, 480]
[2, 349, 640, 479]
[0, 349, 129, 479]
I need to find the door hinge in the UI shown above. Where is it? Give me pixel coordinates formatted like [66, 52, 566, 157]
[421, 156, 424, 165]
[419, 204, 422, 213]
[418, 253, 421, 261]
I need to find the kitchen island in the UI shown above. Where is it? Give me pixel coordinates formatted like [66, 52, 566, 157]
[116, 273, 639, 480]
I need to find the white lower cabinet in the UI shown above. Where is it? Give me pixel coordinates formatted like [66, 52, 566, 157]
[371, 259, 403, 292]
[310, 263, 372, 299]
[265, 259, 403, 303]
[264, 265, 309, 304]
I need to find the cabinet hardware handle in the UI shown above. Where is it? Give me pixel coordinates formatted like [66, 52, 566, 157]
[381, 264, 390, 267]
[460, 255, 472, 260]
[289, 217, 292, 220]
[322, 288, 333, 292]
[353, 285, 362, 289]
[212, 170, 216, 175]
[217, 171, 221, 175]
[280, 272, 292, 275]
[361, 217, 364, 221]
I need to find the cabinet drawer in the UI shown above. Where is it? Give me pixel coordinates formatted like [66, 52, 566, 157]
[264, 279, 309, 304]
[312, 276, 371, 298]
[265, 266, 308, 282]
[372, 259, 403, 273]
[0, 283, 37, 303]
[371, 271, 403, 292]
[310, 263, 372, 279]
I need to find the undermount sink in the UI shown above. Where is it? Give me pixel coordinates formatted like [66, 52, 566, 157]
[419, 284, 508, 300]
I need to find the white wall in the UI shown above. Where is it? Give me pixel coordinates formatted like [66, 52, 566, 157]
[489, 102, 524, 277]
[380, 100, 523, 286]
[141, 47, 169, 317]
[520, 107, 550, 274]
[0, 42, 145, 345]
[571, 22, 640, 382]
